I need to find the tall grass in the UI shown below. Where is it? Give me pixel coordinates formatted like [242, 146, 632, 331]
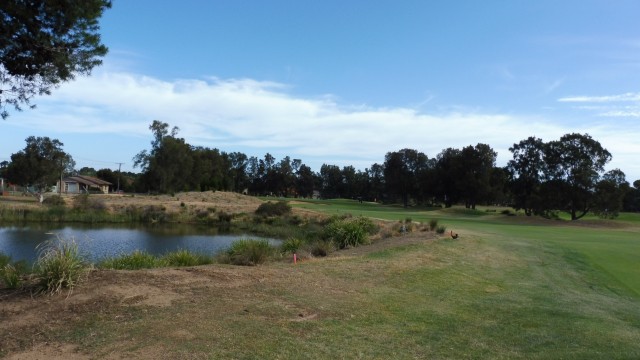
[161, 249, 213, 267]
[98, 250, 161, 270]
[33, 237, 89, 295]
[219, 239, 275, 266]
[98, 249, 214, 269]
[324, 216, 375, 249]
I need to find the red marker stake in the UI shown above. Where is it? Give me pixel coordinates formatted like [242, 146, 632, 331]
[294, 253, 297, 265]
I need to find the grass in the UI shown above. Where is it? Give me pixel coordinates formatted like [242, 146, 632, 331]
[3, 198, 640, 358]
[98, 249, 214, 270]
[33, 237, 89, 295]
[48, 216, 640, 358]
[219, 238, 276, 266]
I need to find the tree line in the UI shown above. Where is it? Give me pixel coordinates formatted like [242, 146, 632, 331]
[2, 121, 639, 219]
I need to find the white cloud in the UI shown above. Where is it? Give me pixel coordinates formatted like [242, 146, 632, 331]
[558, 92, 640, 103]
[4, 70, 640, 180]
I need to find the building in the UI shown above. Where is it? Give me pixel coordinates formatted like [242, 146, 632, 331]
[57, 175, 112, 194]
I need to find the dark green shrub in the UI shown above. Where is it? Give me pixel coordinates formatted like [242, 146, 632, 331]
[162, 249, 212, 267]
[0, 252, 10, 268]
[73, 194, 107, 212]
[224, 239, 275, 266]
[98, 250, 160, 270]
[429, 219, 438, 231]
[436, 225, 447, 234]
[281, 238, 303, 254]
[255, 201, 291, 217]
[307, 241, 334, 257]
[325, 216, 371, 249]
[43, 195, 66, 207]
[218, 211, 233, 223]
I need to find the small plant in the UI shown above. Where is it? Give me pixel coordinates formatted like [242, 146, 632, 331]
[1, 264, 22, 289]
[324, 216, 371, 249]
[255, 201, 291, 217]
[98, 250, 160, 270]
[306, 240, 334, 257]
[218, 211, 233, 223]
[405, 217, 412, 224]
[33, 237, 88, 295]
[162, 249, 212, 267]
[223, 239, 275, 266]
[281, 237, 303, 254]
[72, 193, 107, 212]
[429, 219, 438, 231]
[436, 225, 447, 235]
[43, 195, 66, 207]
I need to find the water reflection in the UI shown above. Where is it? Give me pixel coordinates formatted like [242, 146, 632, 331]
[0, 224, 277, 264]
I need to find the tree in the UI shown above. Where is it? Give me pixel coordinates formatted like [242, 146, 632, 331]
[434, 148, 463, 207]
[544, 133, 612, 220]
[5, 136, 73, 193]
[507, 137, 546, 216]
[0, 0, 112, 119]
[592, 169, 628, 218]
[78, 166, 97, 176]
[457, 143, 497, 209]
[383, 148, 428, 208]
[133, 121, 193, 193]
[295, 164, 315, 198]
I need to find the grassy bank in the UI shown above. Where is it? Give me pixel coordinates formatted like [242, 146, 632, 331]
[1, 199, 639, 358]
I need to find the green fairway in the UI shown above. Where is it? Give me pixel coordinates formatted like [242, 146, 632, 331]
[292, 198, 640, 298]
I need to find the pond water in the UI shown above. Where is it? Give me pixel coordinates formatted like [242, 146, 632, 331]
[0, 224, 278, 264]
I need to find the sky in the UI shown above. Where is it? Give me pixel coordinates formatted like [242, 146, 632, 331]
[2, 0, 640, 181]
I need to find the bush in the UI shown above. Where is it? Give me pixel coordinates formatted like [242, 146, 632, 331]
[34, 237, 88, 295]
[255, 201, 291, 217]
[429, 219, 438, 231]
[281, 237, 303, 254]
[1, 264, 23, 289]
[223, 239, 275, 266]
[324, 216, 371, 249]
[435, 225, 447, 235]
[162, 249, 212, 267]
[0, 252, 10, 268]
[72, 193, 107, 212]
[43, 195, 66, 207]
[307, 240, 334, 257]
[98, 250, 160, 270]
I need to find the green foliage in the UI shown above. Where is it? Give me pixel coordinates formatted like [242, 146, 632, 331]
[428, 219, 438, 231]
[0, 252, 10, 268]
[324, 216, 371, 249]
[306, 240, 334, 257]
[33, 238, 89, 295]
[98, 251, 160, 270]
[255, 201, 292, 217]
[43, 195, 66, 207]
[0, 252, 27, 289]
[281, 237, 303, 254]
[72, 194, 107, 212]
[0, 0, 112, 119]
[161, 250, 212, 267]
[435, 225, 447, 234]
[222, 239, 275, 266]
[4, 136, 74, 191]
[1, 264, 22, 288]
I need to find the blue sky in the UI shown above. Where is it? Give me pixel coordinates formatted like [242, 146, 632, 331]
[2, 0, 640, 180]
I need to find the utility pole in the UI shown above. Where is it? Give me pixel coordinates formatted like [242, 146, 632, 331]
[116, 162, 123, 193]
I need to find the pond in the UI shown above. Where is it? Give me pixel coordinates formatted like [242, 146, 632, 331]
[0, 224, 278, 264]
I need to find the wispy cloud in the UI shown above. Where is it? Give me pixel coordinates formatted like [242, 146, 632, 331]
[558, 92, 640, 103]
